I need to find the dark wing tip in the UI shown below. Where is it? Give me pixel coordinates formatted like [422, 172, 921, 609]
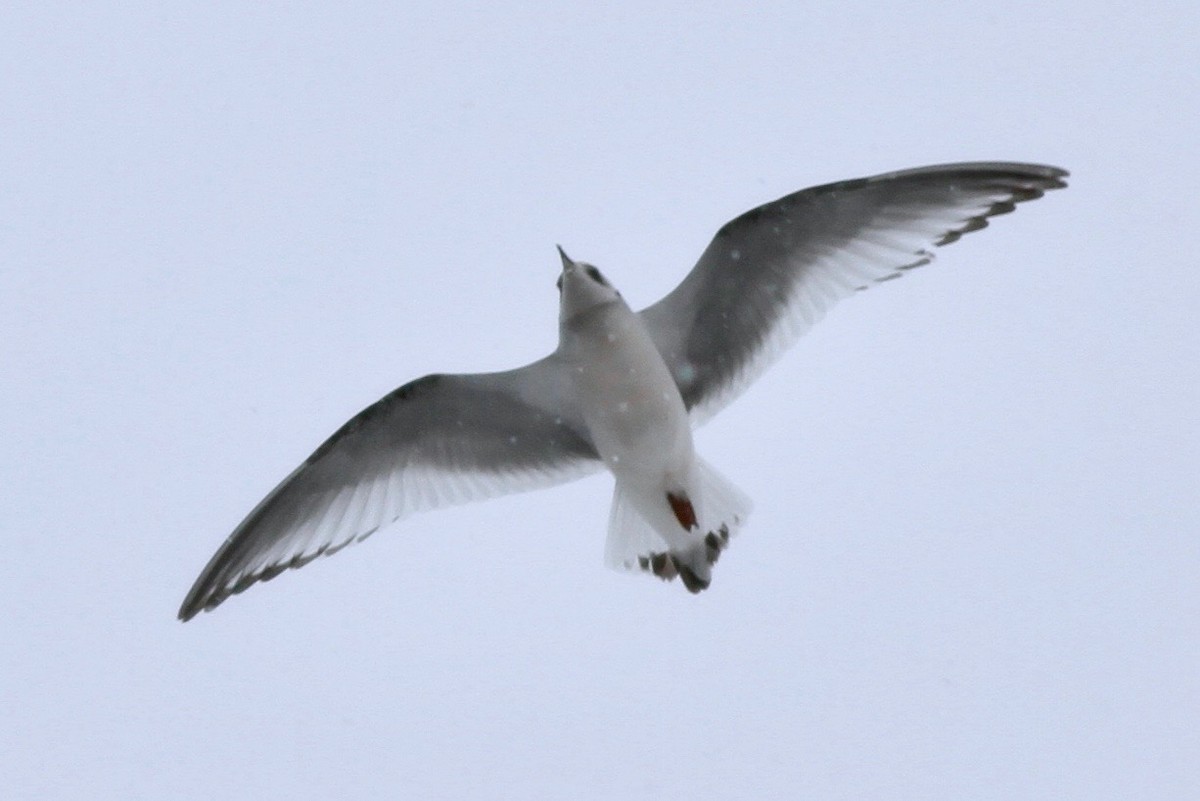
[178, 601, 201, 622]
[177, 568, 241, 622]
[178, 562, 225, 621]
[927, 164, 1068, 250]
[177, 530, 362, 621]
[713, 162, 1067, 244]
[877, 161, 1069, 187]
[179, 373, 453, 621]
[176, 550, 310, 621]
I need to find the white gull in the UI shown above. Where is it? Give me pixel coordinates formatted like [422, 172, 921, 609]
[179, 161, 1068, 620]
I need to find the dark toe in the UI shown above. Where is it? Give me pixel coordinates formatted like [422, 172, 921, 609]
[672, 557, 710, 593]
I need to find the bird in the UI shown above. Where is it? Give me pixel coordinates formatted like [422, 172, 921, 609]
[178, 161, 1068, 620]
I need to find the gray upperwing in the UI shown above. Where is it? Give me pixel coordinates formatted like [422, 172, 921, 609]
[179, 355, 600, 620]
[639, 162, 1068, 423]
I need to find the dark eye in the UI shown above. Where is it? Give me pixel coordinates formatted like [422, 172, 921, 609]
[556, 274, 563, 292]
[584, 265, 607, 286]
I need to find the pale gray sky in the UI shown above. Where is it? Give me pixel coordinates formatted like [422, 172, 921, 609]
[3, 2, 1197, 799]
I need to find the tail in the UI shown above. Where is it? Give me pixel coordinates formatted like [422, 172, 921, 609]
[605, 456, 752, 593]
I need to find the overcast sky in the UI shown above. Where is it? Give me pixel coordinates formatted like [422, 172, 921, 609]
[3, 2, 1197, 799]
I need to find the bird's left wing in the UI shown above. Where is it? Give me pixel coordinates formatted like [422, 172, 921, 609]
[179, 355, 600, 620]
[639, 162, 1068, 424]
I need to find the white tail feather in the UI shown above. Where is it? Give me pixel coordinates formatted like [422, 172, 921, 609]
[604, 456, 752, 591]
[604, 482, 665, 570]
[690, 455, 753, 543]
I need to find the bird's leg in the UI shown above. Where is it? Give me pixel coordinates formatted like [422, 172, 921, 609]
[666, 491, 698, 531]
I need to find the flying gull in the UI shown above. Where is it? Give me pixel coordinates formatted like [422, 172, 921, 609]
[179, 161, 1068, 620]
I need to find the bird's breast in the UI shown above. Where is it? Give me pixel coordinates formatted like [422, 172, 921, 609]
[567, 307, 692, 475]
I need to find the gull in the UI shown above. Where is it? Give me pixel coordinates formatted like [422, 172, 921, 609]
[179, 161, 1067, 620]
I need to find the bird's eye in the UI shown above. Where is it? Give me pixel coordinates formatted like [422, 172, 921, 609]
[556, 274, 563, 292]
[584, 265, 607, 286]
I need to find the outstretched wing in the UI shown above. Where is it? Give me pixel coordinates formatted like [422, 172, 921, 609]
[639, 162, 1068, 423]
[179, 356, 600, 620]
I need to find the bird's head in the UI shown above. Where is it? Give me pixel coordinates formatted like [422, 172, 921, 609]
[556, 245, 622, 325]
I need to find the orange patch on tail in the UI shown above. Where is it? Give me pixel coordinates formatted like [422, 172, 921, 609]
[666, 491, 698, 531]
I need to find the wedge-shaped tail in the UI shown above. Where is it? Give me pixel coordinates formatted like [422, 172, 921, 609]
[606, 456, 752, 592]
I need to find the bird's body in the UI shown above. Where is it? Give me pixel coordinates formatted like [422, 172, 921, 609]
[562, 273, 691, 477]
[179, 161, 1068, 620]
[558, 252, 747, 589]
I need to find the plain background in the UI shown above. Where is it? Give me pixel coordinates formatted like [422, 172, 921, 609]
[3, 3, 1196, 799]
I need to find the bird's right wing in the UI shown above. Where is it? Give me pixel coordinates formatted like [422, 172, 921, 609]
[179, 355, 601, 620]
[639, 162, 1068, 424]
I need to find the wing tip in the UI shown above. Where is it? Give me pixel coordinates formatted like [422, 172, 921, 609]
[177, 588, 224, 622]
[929, 164, 1068, 250]
[176, 568, 277, 622]
[177, 539, 351, 621]
[178, 569, 218, 621]
[880, 161, 1070, 186]
[177, 578, 232, 622]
